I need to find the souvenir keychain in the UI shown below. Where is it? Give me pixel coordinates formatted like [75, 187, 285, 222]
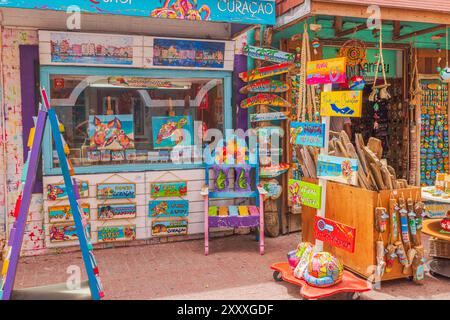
[398, 197, 411, 252]
[407, 197, 419, 246]
[385, 197, 399, 273]
[375, 207, 389, 233]
[414, 198, 425, 230]
[412, 246, 425, 285]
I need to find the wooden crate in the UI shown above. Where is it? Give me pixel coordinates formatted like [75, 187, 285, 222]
[429, 237, 450, 259]
[302, 180, 421, 281]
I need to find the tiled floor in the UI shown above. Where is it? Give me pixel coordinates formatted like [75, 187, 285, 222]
[13, 233, 450, 300]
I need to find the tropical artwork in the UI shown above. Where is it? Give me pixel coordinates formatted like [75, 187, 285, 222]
[89, 115, 135, 150]
[151, 219, 188, 237]
[46, 181, 89, 201]
[150, 0, 211, 21]
[152, 116, 193, 149]
[290, 122, 326, 148]
[242, 45, 295, 64]
[288, 179, 322, 209]
[317, 155, 359, 186]
[48, 204, 90, 223]
[150, 181, 188, 198]
[320, 91, 363, 117]
[306, 57, 347, 85]
[50, 32, 134, 65]
[49, 223, 90, 243]
[97, 183, 136, 199]
[97, 225, 136, 243]
[97, 203, 137, 220]
[153, 38, 225, 68]
[148, 200, 189, 218]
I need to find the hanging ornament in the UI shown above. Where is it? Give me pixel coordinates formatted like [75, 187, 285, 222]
[312, 38, 320, 55]
[439, 66, 450, 82]
[349, 75, 366, 91]
[339, 39, 368, 68]
[436, 44, 442, 53]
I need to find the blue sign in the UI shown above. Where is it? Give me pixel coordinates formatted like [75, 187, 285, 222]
[149, 200, 189, 218]
[0, 0, 275, 25]
[290, 122, 325, 148]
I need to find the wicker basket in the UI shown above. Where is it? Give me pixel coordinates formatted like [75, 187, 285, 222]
[429, 237, 450, 259]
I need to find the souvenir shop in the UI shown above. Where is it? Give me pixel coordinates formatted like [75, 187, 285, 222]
[0, 1, 277, 256]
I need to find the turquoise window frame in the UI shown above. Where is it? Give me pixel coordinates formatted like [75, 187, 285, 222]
[40, 66, 233, 176]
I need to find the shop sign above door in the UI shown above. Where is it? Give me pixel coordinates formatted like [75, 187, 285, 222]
[1, 0, 276, 25]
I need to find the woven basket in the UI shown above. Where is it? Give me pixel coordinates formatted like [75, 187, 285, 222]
[429, 237, 450, 259]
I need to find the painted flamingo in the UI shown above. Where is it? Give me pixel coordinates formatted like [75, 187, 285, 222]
[151, 0, 210, 21]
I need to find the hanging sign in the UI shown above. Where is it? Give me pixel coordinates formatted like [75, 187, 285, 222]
[317, 155, 358, 186]
[260, 163, 290, 178]
[239, 62, 292, 82]
[242, 45, 295, 63]
[320, 91, 362, 117]
[98, 225, 136, 243]
[288, 179, 322, 209]
[151, 181, 188, 198]
[98, 203, 137, 220]
[290, 122, 325, 148]
[1, 1, 276, 25]
[48, 204, 90, 224]
[49, 223, 91, 243]
[250, 112, 288, 123]
[314, 216, 356, 253]
[46, 181, 89, 201]
[240, 94, 291, 109]
[149, 200, 189, 218]
[260, 179, 282, 200]
[152, 219, 188, 237]
[306, 57, 347, 85]
[240, 79, 289, 94]
[97, 183, 136, 199]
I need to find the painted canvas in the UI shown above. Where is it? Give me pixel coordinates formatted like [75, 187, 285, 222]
[152, 116, 193, 149]
[288, 179, 322, 209]
[317, 155, 359, 186]
[97, 225, 136, 243]
[89, 115, 134, 150]
[48, 204, 90, 224]
[149, 200, 189, 218]
[320, 91, 363, 118]
[151, 219, 188, 237]
[314, 216, 356, 253]
[49, 223, 91, 243]
[97, 183, 136, 199]
[153, 38, 225, 68]
[150, 181, 188, 198]
[306, 57, 347, 85]
[290, 122, 326, 148]
[98, 203, 137, 220]
[46, 181, 89, 201]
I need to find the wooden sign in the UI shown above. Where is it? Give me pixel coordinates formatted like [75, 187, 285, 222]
[320, 91, 362, 117]
[290, 122, 325, 148]
[250, 112, 288, 123]
[148, 200, 189, 218]
[150, 181, 188, 198]
[97, 225, 136, 243]
[97, 183, 136, 199]
[240, 94, 291, 109]
[242, 45, 295, 64]
[260, 163, 290, 178]
[314, 216, 356, 253]
[240, 79, 289, 94]
[98, 203, 137, 220]
[47, 181, 89, 201]
[260, 179, 282, 200]
[306, 57, 347, 85]
[239, 62, 292, 82]
[288, 179, 322, 209]
[151, 219, 188, 237]
[317, 155, 358, 186]
[48, 204, 90, 223]
[49, 223, 90, 243]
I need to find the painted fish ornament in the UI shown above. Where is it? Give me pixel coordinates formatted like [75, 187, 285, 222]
[156, 118, 188, 144]
[216, 169, 227, 191]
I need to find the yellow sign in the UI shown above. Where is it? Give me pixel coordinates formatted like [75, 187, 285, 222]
[306, 57, 347, 85]
[320, 91, 362, 118]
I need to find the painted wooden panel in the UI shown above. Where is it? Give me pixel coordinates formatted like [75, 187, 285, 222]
[320, 90, 363, 118]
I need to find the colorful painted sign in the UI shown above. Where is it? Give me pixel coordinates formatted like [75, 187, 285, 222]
[97, 183, 136, 199]
[260, 179, 282, 200]
[424, 201, 450, 218]
[239, 62, 292, 82]
[240, 79, 289, 94]
[240, 94, 291, 109]
[46, 181, 89, 201]
[151, 181, 188, 198]
[107, 77, 191, 89]
[243, 45, 295, 63]
[148, 200, 189, 218]
[89, 115, 135, 150]
[151, 219, 188, 237]
[0, 1, 276, 25]
[260, 163, 290, 178]
[250, 112, 288, 123]
[320, 91, 363, 118]
[49, 223, 91, 243]
[151, 116, 193, 149]
[153, 38, 225, 69]
[288, 179, 322, 209]
[314, 216, 356, 253]
[290, 122, 325, 148]
[48, 204, 90, 224]
[317, 155, 358, 186]
[97, 203, 137, 220]
[97, 225, 136, 243]
[306, 57, 347, 85]
[288, 179, 302, 207]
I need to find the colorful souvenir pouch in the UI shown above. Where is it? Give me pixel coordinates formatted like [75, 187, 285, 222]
[238, 206, 249, 216]
[235, 165, 251, 192]
[228, 206, 239, 216]
[208, 206, 218, 217]
[213, 166, 230, 192]
[219, 206, 229, 216]
[248, 206, 259, 216]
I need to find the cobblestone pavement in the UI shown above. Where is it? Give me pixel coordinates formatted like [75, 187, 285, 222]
[13, 233, 450, 300]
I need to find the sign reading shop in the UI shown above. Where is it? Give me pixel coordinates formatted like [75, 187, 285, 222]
[1, 0, 276, 25]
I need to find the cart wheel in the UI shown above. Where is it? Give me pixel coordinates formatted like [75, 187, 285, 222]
[345, 292, 361, 300]
[273, 271, 283, 282]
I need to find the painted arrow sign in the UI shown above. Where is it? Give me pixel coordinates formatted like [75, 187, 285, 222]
[240, 94, 291, 109]
[240, 79, 289, 94]
[239, 62, 293, 82]
[242, 45, 295, 64]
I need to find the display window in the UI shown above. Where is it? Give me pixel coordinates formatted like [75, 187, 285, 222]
[41, 68, 231, 174]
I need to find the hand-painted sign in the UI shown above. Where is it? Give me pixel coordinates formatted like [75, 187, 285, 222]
[48, 204, 90, 224]
[148, 200, 189, 218]
[97, 183, 136, 199]
[288, 179, 302, 207]
[320, 91, 363, 118]
[260, 179, 282, 200]
[97, 225, 136, 243]
[49, 223, 91, 243]
[152, 219, 188, 237]
[240, 79, 289, 94]
[314, 216, 356, 253]
[239, 62, 292, 82]
[260, 163, 290, 178]
[98, 203, 137, 220]
[289, 179, 322, 209]
[306, 57, 347, 85]
[290, 122, 325, 148]
[243, 45, 295, 63]
[250, 112, 288, 123]
[151, 181, 188, 198]
[424, 201, 450, 218]
[1, 1, 276, 25]
[317, 155, 358, 186]
[47, 181, 89, 201]
[241, 94, 291, 109]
